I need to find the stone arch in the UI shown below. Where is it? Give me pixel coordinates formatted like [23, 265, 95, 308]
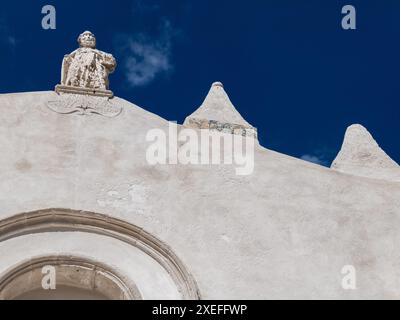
[0, 256, 141, 300]
[0, 209, 200, 300]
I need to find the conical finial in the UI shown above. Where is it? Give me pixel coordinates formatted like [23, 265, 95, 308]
[331, 124, 400, 181]
[212, 81, 224, 88]
[183, 82, 257, 138]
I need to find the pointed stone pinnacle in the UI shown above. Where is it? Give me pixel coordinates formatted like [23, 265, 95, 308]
[212, 81, 224, 88]
[331, 124, 400, 181]
[183, 82, 257, 138]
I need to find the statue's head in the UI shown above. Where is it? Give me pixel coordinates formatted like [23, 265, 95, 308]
[78, 31, 96, 48]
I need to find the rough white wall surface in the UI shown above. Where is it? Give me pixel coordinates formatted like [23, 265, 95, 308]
[0, 91, 400, 299]
[331, 124, 400, 182]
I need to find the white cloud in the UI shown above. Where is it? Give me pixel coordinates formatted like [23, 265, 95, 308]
[117, 20, 175, 87]
[300, 146, 336, 167]
[0, 18, 17, 50]
[124, 35, 171, 86]
[7, 36, 17, 48]
[132, 0, 160, 14]
[300, 154, 324, 165]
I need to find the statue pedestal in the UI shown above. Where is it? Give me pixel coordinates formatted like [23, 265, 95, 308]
[55, 85, 114, 98]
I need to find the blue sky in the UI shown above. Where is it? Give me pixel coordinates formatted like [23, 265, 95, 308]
[0, 0, 399, 166]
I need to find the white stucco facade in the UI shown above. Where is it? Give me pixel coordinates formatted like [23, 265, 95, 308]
[0, 87, 399, 299]
[0, 31, 399, 300]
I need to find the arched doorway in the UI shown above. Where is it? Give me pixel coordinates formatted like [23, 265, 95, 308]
[0, 209, 200, 300]
[0, 256, 140, 300]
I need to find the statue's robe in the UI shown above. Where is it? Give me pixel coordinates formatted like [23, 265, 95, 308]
[62, 48, 116, 90]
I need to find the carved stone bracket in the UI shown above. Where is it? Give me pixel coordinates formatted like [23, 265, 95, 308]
[47, 93, 122, 117]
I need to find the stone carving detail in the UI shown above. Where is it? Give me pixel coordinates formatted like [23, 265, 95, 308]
[185, 117, 258, 138]
[48, 31, 121, 117]
[56, 31, 116, 97]
[47, 94, 122, 117]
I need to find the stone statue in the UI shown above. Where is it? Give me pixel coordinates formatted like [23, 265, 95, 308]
[49, 31, 122, 117]
[56, 31, 116, 97]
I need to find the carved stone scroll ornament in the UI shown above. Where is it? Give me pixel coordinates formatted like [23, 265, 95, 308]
[47, 31, 122, 117]
[47, 94, 122, 117]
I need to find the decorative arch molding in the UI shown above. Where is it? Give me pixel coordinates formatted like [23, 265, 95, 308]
[0, 208, 201, 300]
[0, 256, 141, 300]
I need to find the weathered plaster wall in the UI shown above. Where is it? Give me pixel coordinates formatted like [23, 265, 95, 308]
[0, 91, 400, 299]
